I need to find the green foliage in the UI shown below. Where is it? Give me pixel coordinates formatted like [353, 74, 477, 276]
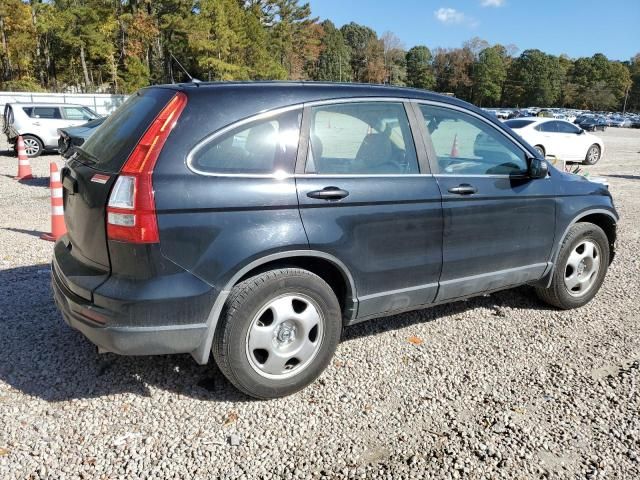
[473, 45, 508, 106]
[0, 78, 45, 92]
[406, 46, 435, 90]
[316, 20, 351, 81]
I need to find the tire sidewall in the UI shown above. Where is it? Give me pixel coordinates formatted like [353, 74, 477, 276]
[221, 272, 342, 398]
[584, 144, 601, 165]
[553, 224, 609, 308]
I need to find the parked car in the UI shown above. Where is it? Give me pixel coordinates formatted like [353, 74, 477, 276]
[3, 103, 99, 157]
[504, 118, 604, 165]
[607, 117, 631, 128]
[577, 116, 607, 132]
[57, 117, 106, 158]
[52, 83, 618, 399]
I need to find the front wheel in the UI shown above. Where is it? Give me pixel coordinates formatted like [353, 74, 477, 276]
[583, 144, 601, 165]
[535, 223, 609, 309]
[213, 268, 342, 399]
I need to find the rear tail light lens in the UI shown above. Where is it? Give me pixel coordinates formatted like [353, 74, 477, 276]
[106, 92, 187, 243]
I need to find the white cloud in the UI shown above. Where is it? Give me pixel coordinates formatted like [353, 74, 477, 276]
[481, 0, 505, 6]
[434, 7, 478, 27]
[434, 7, 466, 24]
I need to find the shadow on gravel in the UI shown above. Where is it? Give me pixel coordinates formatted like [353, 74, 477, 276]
[0, 264, 251, 403]
[0, 264, 549, 403]
[3, 227, 48, 238]
[1, 174, 49, 186]
[343, 286, 548, 342]
[606, 174, 640, 181]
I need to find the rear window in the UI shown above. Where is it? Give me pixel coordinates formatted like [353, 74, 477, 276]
[504, 119, 535, 129]
[79, 88, 175, 173]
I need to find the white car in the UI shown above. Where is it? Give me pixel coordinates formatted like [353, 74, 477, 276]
[3, 103, 99, 157]
[504, 118, 604, 165]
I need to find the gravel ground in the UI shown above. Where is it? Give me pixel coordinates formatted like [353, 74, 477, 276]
[0, 129, 639, 479]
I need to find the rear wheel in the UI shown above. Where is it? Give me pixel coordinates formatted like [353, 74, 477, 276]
[584, 144, 601, 165]
[213, 268, 342, 399]
[534, 145, 545, 157]
[535, 223, 609, 309]
[22, 135, 43, 157]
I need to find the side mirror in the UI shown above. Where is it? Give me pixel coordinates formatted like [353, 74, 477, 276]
[529, 157, 548, 179]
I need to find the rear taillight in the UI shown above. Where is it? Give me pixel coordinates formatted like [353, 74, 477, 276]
[107, 92, 187, 243]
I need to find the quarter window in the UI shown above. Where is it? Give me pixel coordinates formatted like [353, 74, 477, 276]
[420, 105, 527, 175]
[190, 109, 301, 175]
[307, 102, 419, 175]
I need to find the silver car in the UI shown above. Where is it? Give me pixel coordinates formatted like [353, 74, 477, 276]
[2, 103, 99, 157]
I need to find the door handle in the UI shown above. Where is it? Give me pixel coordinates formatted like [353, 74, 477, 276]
[307, 187, 349, 200]
[32, 122, 40, 126]
[448, 184, 477, 195]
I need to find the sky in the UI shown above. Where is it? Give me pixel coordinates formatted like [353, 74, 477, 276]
[310, 0, 640, 61]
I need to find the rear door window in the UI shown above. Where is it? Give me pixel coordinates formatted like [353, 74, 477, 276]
[556, 121, 580, 134]
[189, 109, 301, 175]
[32, 107, 62, 119]
[306, 102, 419, 175]
[79, 88, 176, 173]
[536, 121, 558, 133]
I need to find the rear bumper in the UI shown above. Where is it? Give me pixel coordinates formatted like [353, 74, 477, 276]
[52, 244, 214, 358]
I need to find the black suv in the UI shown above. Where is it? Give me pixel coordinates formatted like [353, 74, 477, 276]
[53, 82, 617, 398]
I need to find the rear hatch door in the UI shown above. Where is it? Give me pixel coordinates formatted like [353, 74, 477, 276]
[59, 88, 177, 299]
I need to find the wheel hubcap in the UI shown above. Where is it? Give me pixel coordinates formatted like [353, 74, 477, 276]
[588, 147, 599, 162]
[564, 240, 601, 297]
[23, 139, 39, 156]
[246, 294, 324, 379]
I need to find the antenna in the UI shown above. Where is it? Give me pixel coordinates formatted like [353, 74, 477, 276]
[170, 53, 201, 83]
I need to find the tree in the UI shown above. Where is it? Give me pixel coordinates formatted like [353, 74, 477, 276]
[405, 46, 434, 90]
[381, 31, 406, 85]
[315, 20, 351, 81]
[340, 22, 377, 82]
[473, 45, 507, 106]
[506, 49, 562, 106]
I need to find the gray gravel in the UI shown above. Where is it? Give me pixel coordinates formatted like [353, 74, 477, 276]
[1, 129, 639, 479]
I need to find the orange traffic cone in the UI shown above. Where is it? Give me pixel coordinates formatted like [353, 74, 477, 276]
[41, 162, 66, 241]
[15, 135, 33, 180]
[450, 134, 459, 158]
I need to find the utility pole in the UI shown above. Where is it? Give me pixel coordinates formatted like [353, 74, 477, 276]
[622, 84, 630, 114]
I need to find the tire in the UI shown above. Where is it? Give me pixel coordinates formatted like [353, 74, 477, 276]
[534, 145, 545, 157]
[583, 144, 601, 165]
[535, 223, 609, 309]
[213, 268, 342, 399]
[22, 135, 43, 157]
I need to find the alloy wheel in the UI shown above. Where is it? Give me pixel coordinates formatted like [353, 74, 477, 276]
[23, 138, 40, 156]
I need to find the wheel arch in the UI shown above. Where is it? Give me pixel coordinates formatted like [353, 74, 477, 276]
[191, 250, 358, 365]
[537, 209, 617, 288]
